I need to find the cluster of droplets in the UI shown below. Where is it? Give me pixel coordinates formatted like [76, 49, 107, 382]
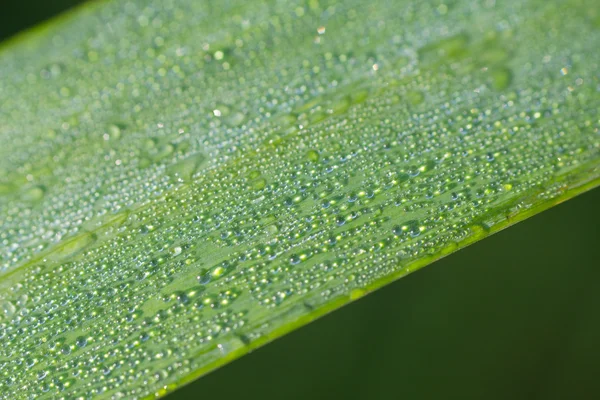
[0, 0, 599, 398]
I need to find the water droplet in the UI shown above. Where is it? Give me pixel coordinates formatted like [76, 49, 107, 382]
[251, 178, 267, 191]
[306, 149, 320, 162]
[490, 67, 512, 90]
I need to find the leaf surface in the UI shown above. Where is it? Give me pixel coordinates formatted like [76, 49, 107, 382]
[0, 0, 599, 398]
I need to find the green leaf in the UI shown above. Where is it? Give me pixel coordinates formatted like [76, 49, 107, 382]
[0, 0, 598, 398]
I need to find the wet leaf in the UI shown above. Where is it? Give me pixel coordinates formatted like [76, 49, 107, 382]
[0, 0, 599, 398]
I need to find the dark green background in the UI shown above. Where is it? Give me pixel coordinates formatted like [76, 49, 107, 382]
[1, 0, 83, 41]
[178, 189, 600, 400]
[2, 3, 599, 399]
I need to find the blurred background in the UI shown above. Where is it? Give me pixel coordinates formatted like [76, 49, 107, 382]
[2, 2, 599, 399]
[1, 0, 82, 41]
[176, 188, 600, 400]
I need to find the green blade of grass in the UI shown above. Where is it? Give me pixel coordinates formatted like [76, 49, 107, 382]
[0, 0, 599, 398]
